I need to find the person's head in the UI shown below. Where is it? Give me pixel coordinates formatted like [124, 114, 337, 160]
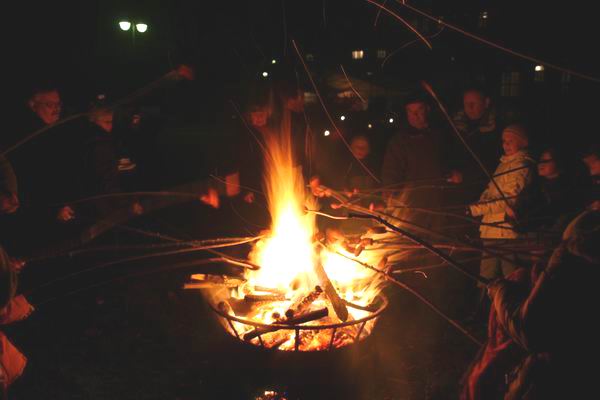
[538, 148, 562, 179]
[405, 99, 429, 130]
[89, 107, 114, 133]
[350, 135, 370, 160]
[462, 88, 490, 121]
[582, 145, 600, 177]
[248, 105, 270, 128]
[28, 88, 62, 125]
[502, 124, 528, 156]
[275, 79, 304, 113]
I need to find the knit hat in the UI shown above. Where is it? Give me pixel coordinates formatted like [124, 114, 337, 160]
[503, 124, 529, 147]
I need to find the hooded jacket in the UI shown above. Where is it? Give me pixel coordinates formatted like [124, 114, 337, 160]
[470, 150, 535, 239]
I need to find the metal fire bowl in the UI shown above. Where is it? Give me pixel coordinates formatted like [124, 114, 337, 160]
[209, 293, 388, 352]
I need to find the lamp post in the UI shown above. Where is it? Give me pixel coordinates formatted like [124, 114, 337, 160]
[118, 20, 148, 45]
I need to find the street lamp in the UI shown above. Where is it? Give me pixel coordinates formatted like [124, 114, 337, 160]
[117, 20, 148, 44]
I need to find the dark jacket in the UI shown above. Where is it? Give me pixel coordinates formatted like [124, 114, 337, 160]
[381, 124, 448, 208]
[515, 175, 586, 234]
[450, 108, 503, 203]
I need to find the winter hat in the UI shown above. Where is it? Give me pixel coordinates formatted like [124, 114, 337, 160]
[503, 124, 529, 147]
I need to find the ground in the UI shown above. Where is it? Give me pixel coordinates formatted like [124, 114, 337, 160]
[7, 202, 481, 399]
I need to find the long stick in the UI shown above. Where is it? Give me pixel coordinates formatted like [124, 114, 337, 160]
[332, 250, 482, 346]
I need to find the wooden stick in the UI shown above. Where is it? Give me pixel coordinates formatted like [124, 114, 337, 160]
[313, 258, 349, 322]
[243, 308, 329, 341]
[285, 286, 323, 318]
[244, 293, 286, 302]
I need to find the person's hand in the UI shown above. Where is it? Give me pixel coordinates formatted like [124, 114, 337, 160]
[506, 206, 517, 220]
[309, 176, 329, 198]
[9, 257, 25, 272]
[0, 193, 19, 214]
[369, 202, 386, 212]
[200, 188, 220, 209]
[225, 172, 241, 197]
[131, 202, 144, 215]
[57, 205, 75, 222]
[447, 170, 463, 184]
[243, 192, 255, 204]
[175, 64, 195, 80]
[486, 277, 504, 299]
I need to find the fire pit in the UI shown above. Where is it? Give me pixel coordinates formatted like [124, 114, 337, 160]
[188, 125, 389, 352]
[209, 293, 388, 351]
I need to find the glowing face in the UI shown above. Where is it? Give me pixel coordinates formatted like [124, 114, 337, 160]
[250, 110, 269, 128]
[463, 91, 489, 121]
[502, 132, 523, 156]
[538, 151, 559, 179]
[285, 93, 304, 113]
[94, 113, 114, 133]
[405, 102, 429, 130]
[350, 137, 370, 160]
[29, 91, 61, 125]
[583, 154, 600, 176]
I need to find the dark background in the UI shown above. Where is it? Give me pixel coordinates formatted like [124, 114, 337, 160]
[3, 1, 598, 399]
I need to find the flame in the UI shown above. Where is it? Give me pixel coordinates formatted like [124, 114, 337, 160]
[216, 121, 386, 350]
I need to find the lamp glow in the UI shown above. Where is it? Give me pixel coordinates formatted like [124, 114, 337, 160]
[119, 21, 131, 31]
[340, 115, 346, 121]
[262, 71, 269, 77]
[136, 23, 148, 33]
[323, 130, 331, 137]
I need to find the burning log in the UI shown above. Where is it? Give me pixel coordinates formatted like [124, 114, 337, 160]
[243, 307, 329, 341]
[313, 259, 349, 322]
[253, 286, 285, 295]
[244, 293, 286, 302]
[284, 286, 323, 318]
[184, 274, 246, 289]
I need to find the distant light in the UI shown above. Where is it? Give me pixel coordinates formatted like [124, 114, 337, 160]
[340, 115, 346, 121]
[388, 118, 394, 123]
[119, 21, 131, 31]
[271, 59, 277, 64]
[366, 71, 373, 76]
[323, 130, 331, 137]
[481, 11, 488, 19]
[368, 123, 373, 129]
[352, 50, 364, 60]
[262, 71, 269, 77]
[135, 23, 148, 33]
[534, 65, 544, 72]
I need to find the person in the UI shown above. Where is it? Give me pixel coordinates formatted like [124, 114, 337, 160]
[8, 86, 75, 223]
[514, 148, 585, 235]
[381, 94, 451, 229]
[581, 144, 600, 210]
[462, 210, 600, 399]
[0, 246, 32, 396]
[0, 156, 18, 216]
[468, 124, 535, 309]
[450, 87, 503, 203]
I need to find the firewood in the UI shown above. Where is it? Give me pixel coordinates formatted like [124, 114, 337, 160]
[190, 274, 245, 286]
[243, 307, 328, 341]
[313, 259, 349, 321]
[285, 286, 323, 318]
[253, 286, 285, 295]
[244, 293, 286, 302]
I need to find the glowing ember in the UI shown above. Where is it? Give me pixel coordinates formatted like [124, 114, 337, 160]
[205, 122, 387, 351]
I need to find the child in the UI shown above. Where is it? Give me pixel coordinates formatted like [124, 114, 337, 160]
[468, 124, 535, 282]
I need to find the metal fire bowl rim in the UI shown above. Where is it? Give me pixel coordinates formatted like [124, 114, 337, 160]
[209, 293, 388, 331]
